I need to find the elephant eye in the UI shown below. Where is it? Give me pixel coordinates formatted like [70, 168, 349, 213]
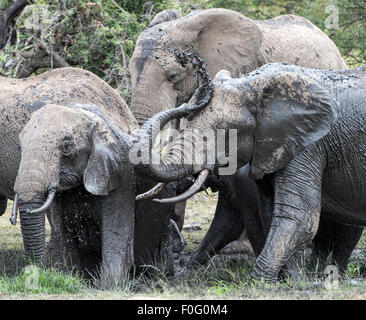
[168, 72, 179, 83]
[62, 137, 75, 157]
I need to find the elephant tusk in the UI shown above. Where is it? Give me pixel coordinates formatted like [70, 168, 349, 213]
[153, 169, 209, 204]
[26, 188, 57, 214]
[135, 182, 167, 201]
[170, 219, 186, 253]
[10, 194, 18, 226]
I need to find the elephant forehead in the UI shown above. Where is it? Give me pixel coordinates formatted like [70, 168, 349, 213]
[133, 38, 158, 81]
[24, 105, 92, 139]
[133, 28, 187, 80]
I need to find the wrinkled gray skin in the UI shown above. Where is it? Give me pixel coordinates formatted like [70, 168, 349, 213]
[134, 63, 366, 281]
[129, 8, 346, 123]
[194, 165, 363, 275]
[0, 68, 175, 284]
[129, 8, 357, 264]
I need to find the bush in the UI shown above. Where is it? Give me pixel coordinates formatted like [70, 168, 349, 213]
[0, 0, 177, 102]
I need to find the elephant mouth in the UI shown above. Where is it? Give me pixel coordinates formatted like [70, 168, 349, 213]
[16, 188, 57, 214]
[136, 168, 210, 203]
[18, 202, 44, 214]
[59, 172, 81, 189]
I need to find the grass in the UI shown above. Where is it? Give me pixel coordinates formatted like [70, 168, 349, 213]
[0, 192, 365, 299]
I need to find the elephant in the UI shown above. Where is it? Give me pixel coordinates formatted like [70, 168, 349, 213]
[128, 7, 360, 265]
[0, 68, 176, 283]
[132, 62, 366, 281]
[189, 165, 363, 275]
[129, 8, 346, 123]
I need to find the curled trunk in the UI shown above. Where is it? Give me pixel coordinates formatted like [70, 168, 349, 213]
[132, 82, 213, 182]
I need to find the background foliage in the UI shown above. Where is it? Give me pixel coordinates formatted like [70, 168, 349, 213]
[0, 0, 365, 103]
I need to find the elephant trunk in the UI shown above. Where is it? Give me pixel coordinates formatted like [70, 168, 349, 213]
[131, 77, 177, 125]
[15, 159, 58, 265]
[132, 81, 213, 182]
[19, 209, 45, 265]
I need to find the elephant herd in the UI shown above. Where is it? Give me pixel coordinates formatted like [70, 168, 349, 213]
[0, 8, 365, 286]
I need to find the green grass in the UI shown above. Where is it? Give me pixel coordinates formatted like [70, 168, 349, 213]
[0, 267, 85, 294]
[0, 194, 365, 299]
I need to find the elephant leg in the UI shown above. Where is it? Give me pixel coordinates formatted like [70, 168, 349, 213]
[309, 214, 335, 272]
[100, 189, 135, 288]
[172, 201, 186, 231]
[233, 167, 267, 257]
[255, 175, 275, 237]
[45, 205, 67, 268]
[189, 191, 243, 266]
[0, 196, 7, 216]
[310, 216, 363, 275]
[239, 205, 265, 257]
[252, 155, 323, 281]
[220, 230, 254, 256]
[330, 221, 363, 275]
[220, 166, 263, 257]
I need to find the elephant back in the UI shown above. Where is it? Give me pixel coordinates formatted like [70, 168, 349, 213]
[255, 15, 347, 71]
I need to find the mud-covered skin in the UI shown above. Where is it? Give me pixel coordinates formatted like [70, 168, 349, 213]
[14, 102, 177, 284]
[0, 67, 137, 200]
[46, 181, 175, 278]
[0, 68, 135, 281]
[15, 103, 137, 282]
[129, 7, 350, 266]
[0, 68, 175, 284]
[129, 8, 346, 124]
[190, 165, 363, 275]
[135, 62, 366, 281]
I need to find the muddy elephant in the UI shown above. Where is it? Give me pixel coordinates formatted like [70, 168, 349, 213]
[0, 68, 176, 284]
[128, 7, 358, 261]
[189, 164, 362, 275]
[132, 62, 366, 281]
[129, 8, 346, 123]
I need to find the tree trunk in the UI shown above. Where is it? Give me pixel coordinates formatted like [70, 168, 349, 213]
[0, 0, 28, 50]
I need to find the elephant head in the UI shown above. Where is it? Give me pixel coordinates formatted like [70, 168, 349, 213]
[129, 8, 347, 126]
[14, 103, 130, 265]
[129, 8, 262, 124]
[132, 63, 337, 202]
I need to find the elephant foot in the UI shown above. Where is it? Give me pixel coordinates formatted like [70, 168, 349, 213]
[219, 231, 254, 256]
[0, 196, 7, 216]
[98, 265, 131, 290]
[251, 269, 278, 283]
[251, 258, 279, 283]
[278, 251, 308, 282]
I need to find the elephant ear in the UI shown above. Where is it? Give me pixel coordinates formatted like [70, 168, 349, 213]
[83, 119, 123, 196]
[148, 9, 181, 27]
[178, 8, 262, 77]
[249, 71, 337, 180]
